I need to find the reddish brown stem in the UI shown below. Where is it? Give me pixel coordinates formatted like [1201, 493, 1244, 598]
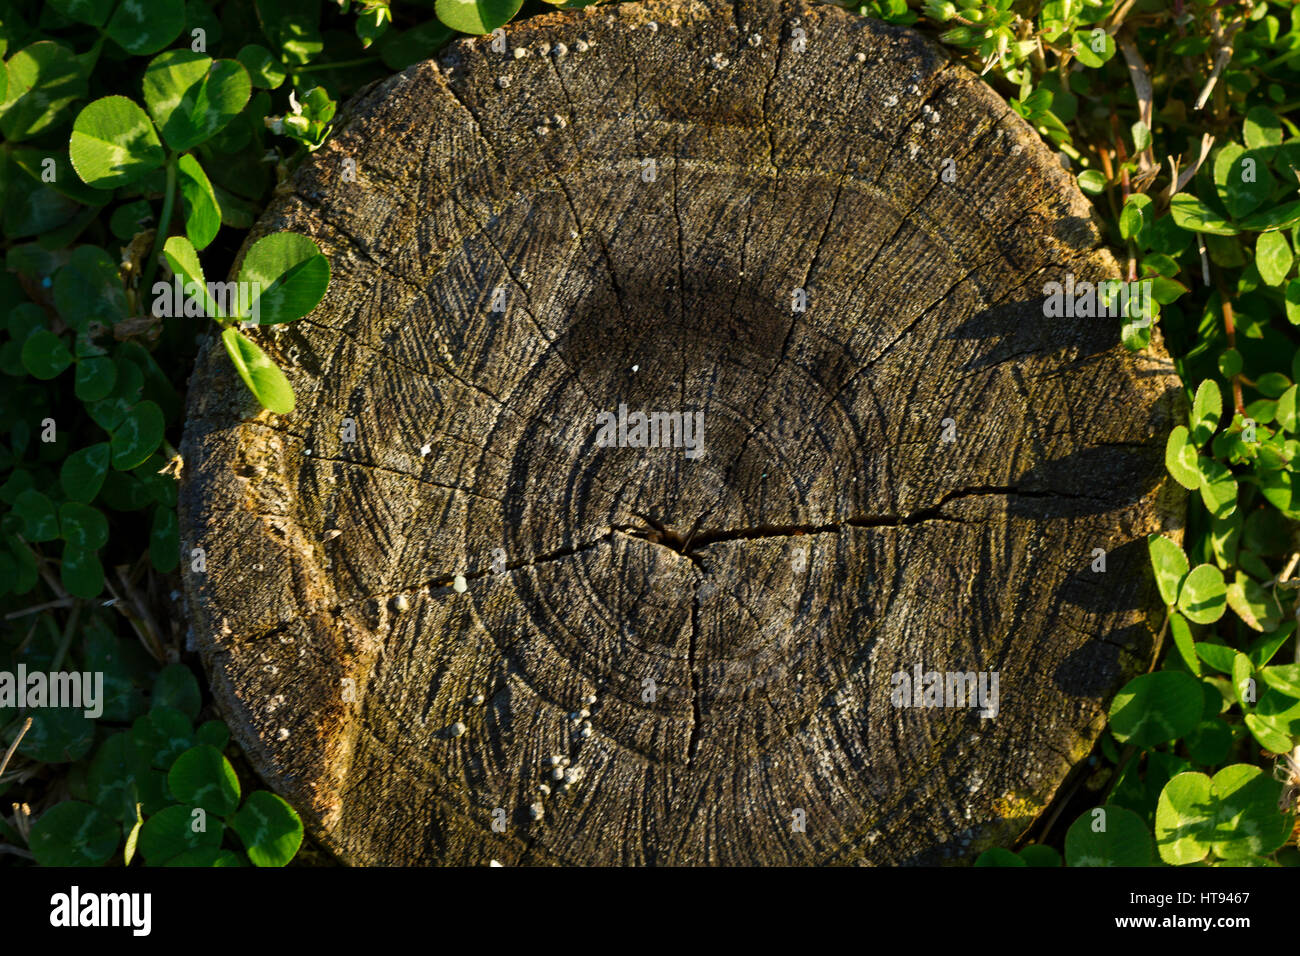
[1219, 295, 1248, 415]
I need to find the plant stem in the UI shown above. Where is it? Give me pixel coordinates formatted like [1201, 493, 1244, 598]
[1146, 609, 1171, 673]
[50, 601, 81, 673]
[292, 56, 379, 74]
[141, 154, 178, 294]
[1261, 47, 1300, 71]
[1102, 744, 1139, 803]
[1213, 271, 1248, 414]
[0, 718, 32, 780]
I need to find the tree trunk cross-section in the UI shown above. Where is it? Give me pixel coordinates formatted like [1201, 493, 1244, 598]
[180, 0, 1185, 865]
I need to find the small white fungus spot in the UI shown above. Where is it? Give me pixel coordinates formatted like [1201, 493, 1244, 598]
[453, 574, 468, 593]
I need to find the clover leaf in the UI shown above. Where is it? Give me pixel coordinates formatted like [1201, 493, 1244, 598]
[69, 96, 165, 188]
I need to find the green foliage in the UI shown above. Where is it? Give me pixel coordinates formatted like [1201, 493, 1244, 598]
[28, 800, 119, 865]
[0, 0, 415, 870]
[69, 96, 165, 188]
[12, 636, 303, 867]
[221, 325, 294, 413]
[4, 0, 1298, 870]
[1065, 805, 1156, 867]
[0, 0, 343, 690]
[65, 64, 327, 411]
[435, 0, 525, 36]
[1108, 671, 1203, 748]
[238, 231, 331, 324]
[973, 843, 1062, 867]
[1155, 766, 1292, 864]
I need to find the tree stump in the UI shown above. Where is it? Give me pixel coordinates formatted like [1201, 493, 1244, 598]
[180, 0, 1185, 865]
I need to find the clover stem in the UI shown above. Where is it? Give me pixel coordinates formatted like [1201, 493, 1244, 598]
[141, 154, 178, 295]
[1102, 744, 1139, 803]
[77, 34, 105, 73]
[292, 56, 379, 74]
[49, 600, 81, 673]
[1213, 269, 1248, 415]
[1261, 48, 1300, 71]
[1146, 609, 1171, 674]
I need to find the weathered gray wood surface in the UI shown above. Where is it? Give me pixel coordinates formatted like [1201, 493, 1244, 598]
[180, 0, 1184, 865]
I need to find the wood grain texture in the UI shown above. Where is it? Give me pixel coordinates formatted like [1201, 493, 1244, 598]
[180, 0, 1186, 865]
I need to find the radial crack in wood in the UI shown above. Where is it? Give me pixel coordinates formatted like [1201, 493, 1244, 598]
[180, 0, 1185, 865]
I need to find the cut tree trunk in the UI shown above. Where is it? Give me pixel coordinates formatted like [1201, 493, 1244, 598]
[179, 0, 1185, 865]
